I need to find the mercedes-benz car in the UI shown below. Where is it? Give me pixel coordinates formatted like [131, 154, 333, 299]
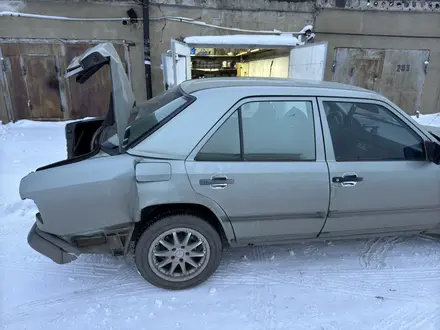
[20, 43, 440, 290]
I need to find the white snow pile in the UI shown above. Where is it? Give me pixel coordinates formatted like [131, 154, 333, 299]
[1, 119, 440, 330]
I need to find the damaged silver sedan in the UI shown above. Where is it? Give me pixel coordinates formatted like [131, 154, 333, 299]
[20, 43, 440, 290]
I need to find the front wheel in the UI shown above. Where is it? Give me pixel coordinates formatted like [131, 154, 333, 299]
[135, 214, 222, 290]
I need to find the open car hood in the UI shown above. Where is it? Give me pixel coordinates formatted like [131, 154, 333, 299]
[66, 42, 135, 151]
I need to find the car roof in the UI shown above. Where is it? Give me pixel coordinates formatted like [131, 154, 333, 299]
[180, 77, 374, 96]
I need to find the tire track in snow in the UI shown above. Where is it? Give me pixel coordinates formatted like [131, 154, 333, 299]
[399, 306, 440, 330]
[360, 237, 380, 268]
[297, 264, 439, 300]
[211, 264, 288, 286]
[3, 265, 110, 279]
[245, 259, 440, 278]
[300, 270, 438, 305]
[373, 304, 415, 330]
[257, 284, 277, 330]
[5, 259, 125, 272]
[2, 260, 127, 279]
[212, 263, 439, 305]
[309, 267, 440, 282]
[243, 275, 277, 330]
[211, 271, 270, 285]
[216, 255, 440, 287]
[2, 276, 158, 326]
[225, 263, 439, 283]
[360, 236, 406, 269]
[303, 277, 436, 304]
[214, 264, 384, 301]
[248, 245, 268, 264]
[376, 304, 440, 330]
[215, 245, 440, 304]
[213, 259, 318, 292]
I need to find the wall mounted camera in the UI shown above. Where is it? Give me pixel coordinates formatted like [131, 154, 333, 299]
[122, 8, 138, 26]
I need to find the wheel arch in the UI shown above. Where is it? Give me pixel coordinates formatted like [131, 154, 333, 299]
[134, 202, 236, 246]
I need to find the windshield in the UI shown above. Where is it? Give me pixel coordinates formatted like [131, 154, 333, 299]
[101, 86, 194, 151]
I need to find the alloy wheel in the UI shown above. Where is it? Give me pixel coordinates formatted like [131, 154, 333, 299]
[147, 227, 211, 282]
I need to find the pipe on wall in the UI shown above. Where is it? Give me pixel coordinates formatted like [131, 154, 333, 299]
[142, 1, 153, 100]
[0, 11, 312, 35]
[0, 11, 131, 21]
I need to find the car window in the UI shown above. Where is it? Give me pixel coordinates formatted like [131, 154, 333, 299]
[324, 101, 426, 162]
[241, 101, 315, 161]
[196, 100, 316, 161]
[195, 112, 241, 161]
[121, 87, 193, 148]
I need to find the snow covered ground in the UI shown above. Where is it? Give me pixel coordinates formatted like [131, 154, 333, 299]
[1, 118, 440, 330]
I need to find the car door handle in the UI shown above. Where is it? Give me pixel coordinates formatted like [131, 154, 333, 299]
[332, 174, 363, 187]
[199, 176, 234, 189]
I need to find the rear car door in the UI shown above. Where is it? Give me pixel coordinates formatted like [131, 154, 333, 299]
[185, 97, 330, 245]
[318, 97, 440, 237]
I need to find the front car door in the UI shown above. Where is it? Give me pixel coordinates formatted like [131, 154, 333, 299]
[185, 96, 330, 245]
[318, 97, 440, 238]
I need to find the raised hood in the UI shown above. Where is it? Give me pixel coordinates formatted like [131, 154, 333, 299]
[66, 42, 135, 151]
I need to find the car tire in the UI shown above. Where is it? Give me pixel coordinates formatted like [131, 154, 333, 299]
[135, 213, 222, 290]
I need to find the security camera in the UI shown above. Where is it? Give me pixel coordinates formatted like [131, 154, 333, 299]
[123, 8, 138, 26]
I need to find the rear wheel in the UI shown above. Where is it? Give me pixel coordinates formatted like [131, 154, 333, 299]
[135, 214, 222, 290]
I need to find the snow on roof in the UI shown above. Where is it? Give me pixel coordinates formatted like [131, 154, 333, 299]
[412, 113, 440, 137]
[413, 113, 440, 127]
[183, 34, 300, 48]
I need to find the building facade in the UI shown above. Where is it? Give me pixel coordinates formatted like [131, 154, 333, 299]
[0, 0, 439, 123]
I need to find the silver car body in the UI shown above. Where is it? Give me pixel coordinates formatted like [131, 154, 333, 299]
[19, 43, 440, 265]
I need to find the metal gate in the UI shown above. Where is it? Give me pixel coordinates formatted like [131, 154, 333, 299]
[332, 48, 429, 114]
[0, 40, 129, 122]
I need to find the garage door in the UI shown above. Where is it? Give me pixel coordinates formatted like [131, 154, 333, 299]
[0, 41, 128, 122]
[332, 48, 429, 115]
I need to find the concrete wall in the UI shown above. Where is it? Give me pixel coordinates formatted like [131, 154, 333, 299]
[1, 0, 440, 114]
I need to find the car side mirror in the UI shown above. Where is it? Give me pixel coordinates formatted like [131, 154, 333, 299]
[425, 141, 440, 164]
